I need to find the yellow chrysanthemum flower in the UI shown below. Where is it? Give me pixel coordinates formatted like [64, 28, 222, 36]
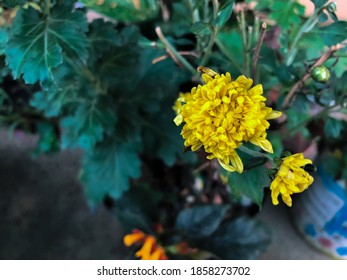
[270, 153, 314, 207]
[174, 70, 282, 173]
[123, 230, 168, 260]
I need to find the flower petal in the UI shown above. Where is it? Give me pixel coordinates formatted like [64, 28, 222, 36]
[266, 110, 282, 120]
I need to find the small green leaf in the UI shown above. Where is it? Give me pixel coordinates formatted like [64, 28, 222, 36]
[5, 4, 89, 84]
[217, 0, 235, 28]
[88, 19, 121, 62]
[113, 185, 164, 233]
[217, 31, 243, 71]
[81, 137, 142, 203]
[324, 117, 344, 138]
[191, 22, 211, 35]
[60, 95, 117, 151]
[310, 21, 347, 47]
[310, 0, 328, 9]
[176, 205, 229, 239]
[34, 121, 59, 155]
[227, 165, 270, 208]
[201, 216, 271, 260]
[269, 0, 305, 30]
[142, 109, 184, 166]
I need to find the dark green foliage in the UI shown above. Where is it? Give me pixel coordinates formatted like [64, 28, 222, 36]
[34, 121, 59, 155]
[217, 0, 235, 28]
[200, 217, 271, 259]
[324, 117, 344, 138]
[312, 21, 347, 47]
[310, 0, 328, 8]
[5, 3, 88, 84]
[2, 0, 28, 8]
[0, 29, 8, 55]
[81, 137, 142, 202]
[176, 205, 229, 238]
[60, 95, 117, 151]
[270, 0, 305, 30]
[227, 165, 270, 208]
[176, 205, 271, 259]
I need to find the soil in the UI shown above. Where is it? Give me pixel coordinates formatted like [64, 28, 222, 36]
[0, 129, 126, 259]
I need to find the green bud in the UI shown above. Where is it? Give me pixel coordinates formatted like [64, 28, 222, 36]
[312, 65, 331, 83]
[280, 151, 292, 158]
[327, 2, 337, 13]
[267, 168, 278, 179]
[303, 164, 317, 173]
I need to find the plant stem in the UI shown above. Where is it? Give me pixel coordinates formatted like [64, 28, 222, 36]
[200, 0, 219, 67]
[285, 6, 328, 66]
[238, 145, 274, 162]
[251, 22, 267, 83]
[282, 44, 344, 109]
[238, 10, 250, 76]
[155, 27, 197, 76]
[45, 0, 51, 15]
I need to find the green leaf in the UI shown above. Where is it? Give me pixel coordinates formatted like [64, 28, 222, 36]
[286, 107, 310, 137]
[60, 95, 117, 151]
[217, 31, 243, 71]
[176, 205, 229, 239]
[201, 216, 271, 259]
[309, 21, 347, 46]
[299, 33, 325, 60]
[30, 86, 78, 118]
[142, 109, 184, 166]
[191, 22, 211, 36]
[80, 0, 159, 22]
[88, 19, 121, 62]
[113, 185, 163, 233]
[226, 165, 270, 208]
[34, 121, 59, 155]
[5, 4, 89, 84]
[217, 0, 235, 28]
[90, 26, 140, 89]
[310, 0, 328, 9]
[269, 0, 306, 30]
[2, 0, 27, 8]
[0, 28, 8, 55]
[320, 153, 342, 178]
[324, 117, 344, 138]
[80, 137, 142, 203]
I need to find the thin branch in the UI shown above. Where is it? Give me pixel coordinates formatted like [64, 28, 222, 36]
[251, 22, 267, 82]
[281, 44, 344, 109]
[152, 51, 199, 64]
[155, 26, 197, 75]
[200, 0, 219, 67]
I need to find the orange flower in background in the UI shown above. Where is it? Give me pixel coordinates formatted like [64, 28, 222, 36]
[123, 229, 168, 260]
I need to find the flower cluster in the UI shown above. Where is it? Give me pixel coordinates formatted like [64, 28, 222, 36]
[174, 70, 281, 173]
[123, 229, 168, 260]
[270, 153, 314, 207]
